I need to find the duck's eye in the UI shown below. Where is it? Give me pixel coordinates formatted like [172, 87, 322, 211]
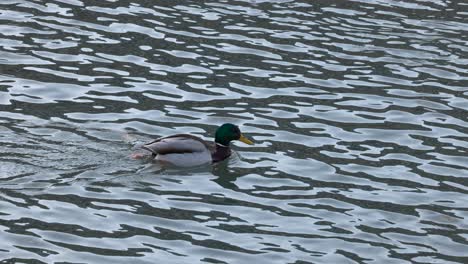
[232, 128, 241, 138]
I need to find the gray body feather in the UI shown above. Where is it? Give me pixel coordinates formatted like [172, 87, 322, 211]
[142, 134, 226, 167]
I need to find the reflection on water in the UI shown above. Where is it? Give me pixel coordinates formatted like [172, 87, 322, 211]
[1, 0, 468, 263]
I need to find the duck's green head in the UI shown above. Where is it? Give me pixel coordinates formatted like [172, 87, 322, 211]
[215, 123, 254, 146]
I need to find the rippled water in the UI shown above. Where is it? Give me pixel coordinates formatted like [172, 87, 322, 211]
[1, 0, 468, 263]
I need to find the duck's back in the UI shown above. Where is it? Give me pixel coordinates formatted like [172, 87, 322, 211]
[143, 134, 214, 167]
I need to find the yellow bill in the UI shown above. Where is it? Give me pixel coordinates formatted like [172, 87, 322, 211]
[239, 134, 254, 145]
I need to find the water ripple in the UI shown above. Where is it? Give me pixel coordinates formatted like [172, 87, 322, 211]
[1, 0, 467, 263]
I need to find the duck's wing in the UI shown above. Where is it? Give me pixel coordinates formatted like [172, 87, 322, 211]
[142, 134, 212, 155]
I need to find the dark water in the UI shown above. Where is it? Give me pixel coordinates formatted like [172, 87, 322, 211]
[1, 0, 468, 263]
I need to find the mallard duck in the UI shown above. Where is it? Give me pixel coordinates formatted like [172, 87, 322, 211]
[140, 123, 253, 167]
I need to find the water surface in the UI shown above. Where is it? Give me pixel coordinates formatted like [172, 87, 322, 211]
[1, 0, 468, 263]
